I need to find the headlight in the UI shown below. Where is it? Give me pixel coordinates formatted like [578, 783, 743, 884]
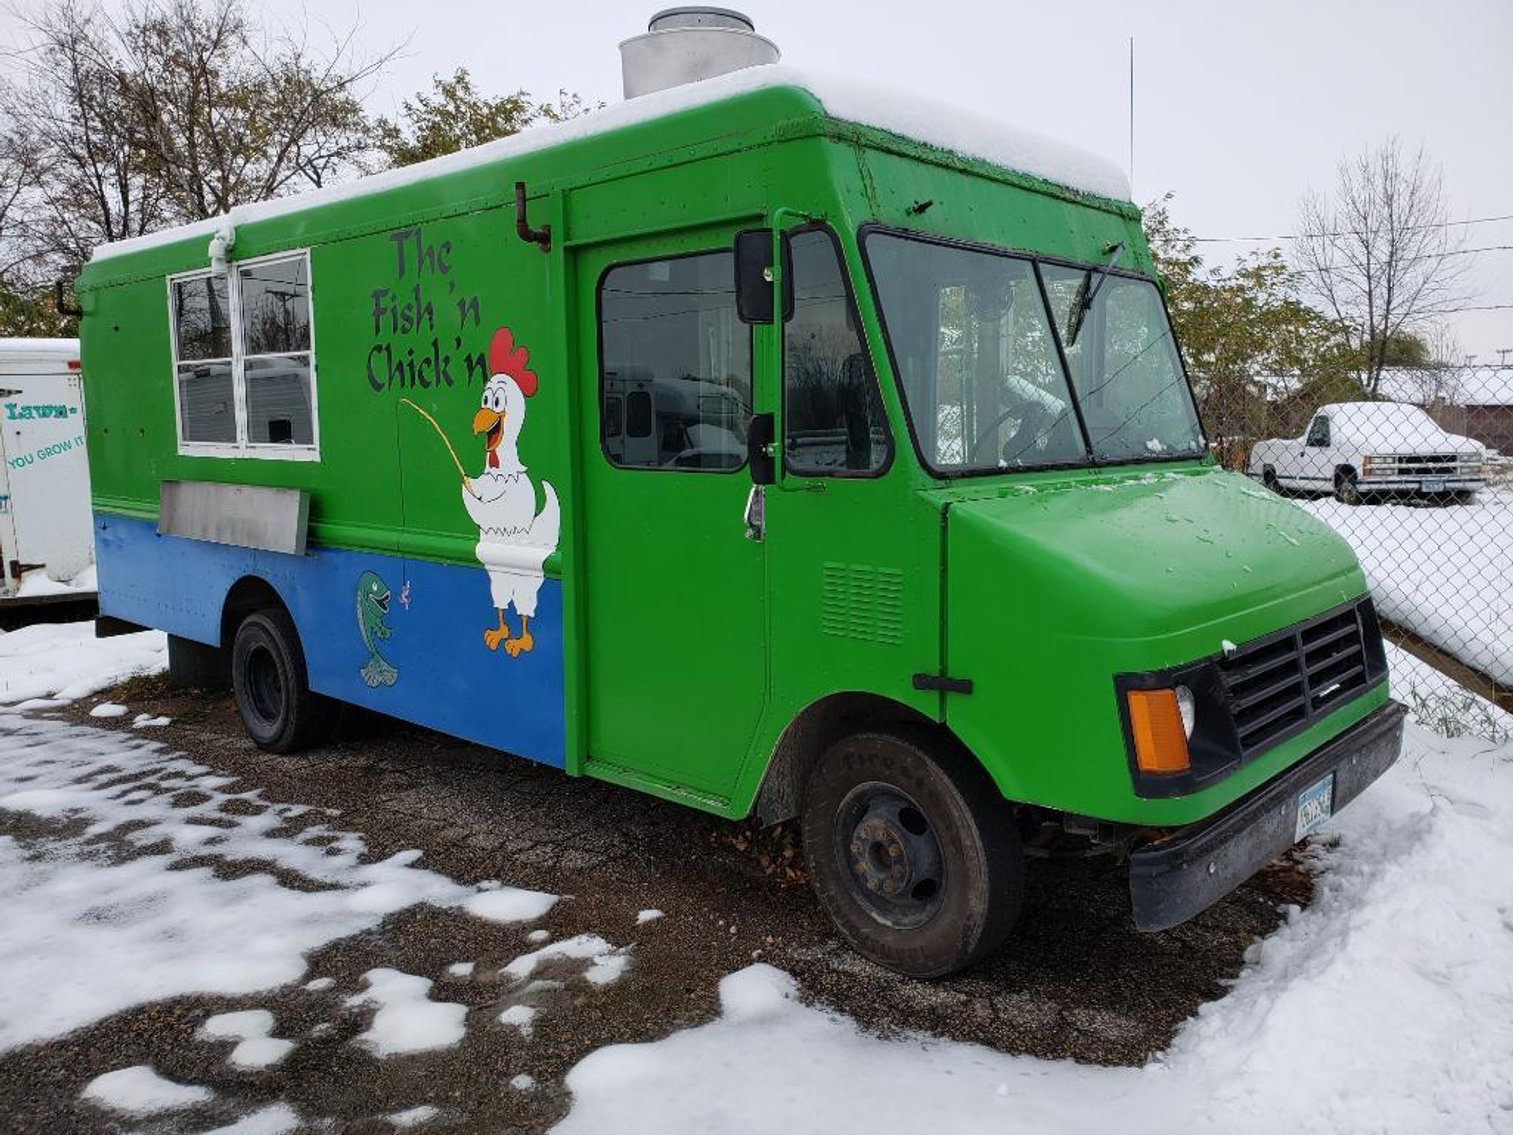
[1175, 684, 1196, 738]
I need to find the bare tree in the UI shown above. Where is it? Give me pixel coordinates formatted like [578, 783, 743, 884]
[0, 0, 167, 274]
[120, 0, 392, 216]
[1294, 138, 1471, 396]
[0, 0, 394, 292]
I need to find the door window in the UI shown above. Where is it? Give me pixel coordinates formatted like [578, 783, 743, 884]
[783, 229, 890, 475]
[599, 251, 752, 472]
[1307, 416, 1331, 447]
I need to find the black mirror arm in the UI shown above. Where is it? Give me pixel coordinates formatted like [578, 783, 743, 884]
[747, 412, 775, 485]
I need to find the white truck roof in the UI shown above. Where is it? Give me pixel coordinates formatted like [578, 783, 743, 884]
[1318, 401, 1477, 450]
[0, 338, 81, 370]
[89, 65, 1130, 265]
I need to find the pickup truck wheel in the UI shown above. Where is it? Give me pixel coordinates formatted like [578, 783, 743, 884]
[1262, 466, 1281, 493]
[800, 729, 1024, 978]
[231, 608, 335, 753]
[1334, 470, 1362, 506]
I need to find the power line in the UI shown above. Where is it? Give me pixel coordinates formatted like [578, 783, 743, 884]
[1191, 213, 1513, 244]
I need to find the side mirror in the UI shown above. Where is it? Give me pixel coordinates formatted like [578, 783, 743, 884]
[747, 412, 775, 485]
[734, 229, 793, 324]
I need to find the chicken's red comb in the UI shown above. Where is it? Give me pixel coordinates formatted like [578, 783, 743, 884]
[488, 326, 538, 397]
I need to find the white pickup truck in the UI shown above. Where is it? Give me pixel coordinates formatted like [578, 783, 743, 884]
[1249, 401, 1486, 505]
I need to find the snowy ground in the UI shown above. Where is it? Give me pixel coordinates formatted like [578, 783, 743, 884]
[1, 621, 1510, 1132]
[1300, 487, 1513, 687]
[556, 722, 1513, 1134]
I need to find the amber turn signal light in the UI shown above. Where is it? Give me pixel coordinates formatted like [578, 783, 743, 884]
[1127, 689, 1191, 775]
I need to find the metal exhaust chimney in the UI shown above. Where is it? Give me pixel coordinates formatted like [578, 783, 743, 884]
[620, 8, 780, 99]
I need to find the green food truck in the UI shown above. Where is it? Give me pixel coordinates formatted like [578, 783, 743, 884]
[77, 9, 1404, 977]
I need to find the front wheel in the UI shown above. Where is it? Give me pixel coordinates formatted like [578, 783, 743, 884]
[1334, 470, 1362, 506]
[800, 729, 1025, 978]
[231, 608, 335, 753]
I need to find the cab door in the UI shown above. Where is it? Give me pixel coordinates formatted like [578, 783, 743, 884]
[1301, 413, 1332, 488]
[576, 233, 767, 798]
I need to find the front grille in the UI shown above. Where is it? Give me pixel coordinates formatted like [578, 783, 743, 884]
[1220, 600, 1383, 756]
[1371, 453, 1480, 479]
[1393, 453, 1457, 470]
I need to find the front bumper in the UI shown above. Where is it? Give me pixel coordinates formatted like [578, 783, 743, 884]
[1361, 477, 1484, 492]
[1128, 699, 1406, 931]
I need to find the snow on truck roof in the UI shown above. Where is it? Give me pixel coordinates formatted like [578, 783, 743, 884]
[88, 65, 1130, 265]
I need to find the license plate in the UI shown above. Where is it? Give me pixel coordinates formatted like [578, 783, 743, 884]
[1295, 773, 1336, 841]
[1422, 478, 1446, 493]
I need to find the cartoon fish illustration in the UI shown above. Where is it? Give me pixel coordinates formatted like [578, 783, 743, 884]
[357, 570, 399, 687]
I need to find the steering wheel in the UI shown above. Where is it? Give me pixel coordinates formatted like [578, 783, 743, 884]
[970, 403, 1043, 463]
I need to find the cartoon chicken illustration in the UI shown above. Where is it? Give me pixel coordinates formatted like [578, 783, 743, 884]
[457, 327, 560, 658]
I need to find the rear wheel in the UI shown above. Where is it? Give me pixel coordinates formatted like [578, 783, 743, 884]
[231, 608, 335, 753]
[1334, 469, 1362, 506]
[800, 729, 1024, 978]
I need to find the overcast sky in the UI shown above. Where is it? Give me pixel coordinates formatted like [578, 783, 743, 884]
[59, 0, 1513, 361]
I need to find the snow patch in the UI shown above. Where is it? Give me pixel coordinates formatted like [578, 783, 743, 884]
[0, 621, 165, 705]
[202, 1102, 301, 1135]
[88, 702, 129, 718]
[198, 1009, 294, 1069]
[133, 713, 172, 728]
[388, 1104, 442, 1128]
[502, 934, 630, 987]
[346, 969, 467, 1056]
[635, 909, 663, 924]
[510, 1073, 536, 1092]
[446, 961, 475, 978]
[525, 929, 551, 944]
[499, 1004, 538, 1036]
[80, 1066, 212, 1115]
[463, 886, 559, 924]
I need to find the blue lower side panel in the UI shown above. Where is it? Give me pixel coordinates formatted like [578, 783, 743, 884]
[94, 514, 567, 768]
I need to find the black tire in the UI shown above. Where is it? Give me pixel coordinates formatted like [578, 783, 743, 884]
[800, 729, 1025, 978]
[1334, 469, 1362, 506]
[231, 608, 335, 753]
[1262, 466, 1282, 494]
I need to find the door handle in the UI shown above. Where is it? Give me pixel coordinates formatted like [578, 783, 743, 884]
[743, 485, 766, 542]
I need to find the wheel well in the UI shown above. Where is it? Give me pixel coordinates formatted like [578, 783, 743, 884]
[752, 692, 946, 827]
[1335, 464, 1357, 481]
[219, 576, 287, 649]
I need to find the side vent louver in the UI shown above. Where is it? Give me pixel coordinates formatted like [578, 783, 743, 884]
[821, 563, 904, 645]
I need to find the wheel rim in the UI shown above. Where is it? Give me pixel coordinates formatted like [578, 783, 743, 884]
[833, 782, 947, 929]
[244, 643, 283, 726]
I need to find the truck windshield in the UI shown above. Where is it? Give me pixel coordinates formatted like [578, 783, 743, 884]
[862, 231, 1205, 475]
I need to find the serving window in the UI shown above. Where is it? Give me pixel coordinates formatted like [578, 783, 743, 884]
[168, 250, 318, 458]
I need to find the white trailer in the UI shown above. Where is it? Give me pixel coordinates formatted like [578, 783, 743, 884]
[0, 338, 94, 599]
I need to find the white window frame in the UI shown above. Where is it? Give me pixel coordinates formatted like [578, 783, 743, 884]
[167, 248, 321, 461]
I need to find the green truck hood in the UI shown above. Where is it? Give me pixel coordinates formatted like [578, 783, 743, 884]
[944, 467, 1365, 648]
[938, 466, 1377, 823]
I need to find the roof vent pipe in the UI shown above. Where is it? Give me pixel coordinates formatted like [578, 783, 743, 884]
[620, 8, 780, 99]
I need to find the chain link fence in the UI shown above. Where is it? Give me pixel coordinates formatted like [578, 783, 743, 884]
[1199, 366, 1513, 741]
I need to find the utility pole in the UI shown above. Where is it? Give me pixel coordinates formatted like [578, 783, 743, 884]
[1128, 37, 1135, 194]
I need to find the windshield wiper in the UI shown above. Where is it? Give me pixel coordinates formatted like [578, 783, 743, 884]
[1064, 241, 1127, 347]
